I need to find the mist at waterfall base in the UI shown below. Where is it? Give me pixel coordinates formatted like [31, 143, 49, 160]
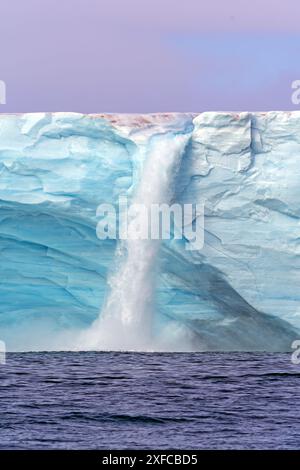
[78, 133, 195, 352]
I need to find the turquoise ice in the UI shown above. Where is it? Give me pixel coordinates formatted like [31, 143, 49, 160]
[0, 112, 299, 351]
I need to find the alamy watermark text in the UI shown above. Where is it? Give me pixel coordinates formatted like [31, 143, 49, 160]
[96, 197, 205, 251]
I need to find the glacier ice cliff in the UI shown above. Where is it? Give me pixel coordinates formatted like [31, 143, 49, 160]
[0, 111, 299, 351]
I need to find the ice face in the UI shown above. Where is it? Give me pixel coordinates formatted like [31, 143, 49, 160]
[0, 111, 299, 351]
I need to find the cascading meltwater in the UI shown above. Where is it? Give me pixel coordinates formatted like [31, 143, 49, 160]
[79, 132, 191, 351]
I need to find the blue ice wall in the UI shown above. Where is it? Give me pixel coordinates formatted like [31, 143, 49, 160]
[0, 112, 299, 351]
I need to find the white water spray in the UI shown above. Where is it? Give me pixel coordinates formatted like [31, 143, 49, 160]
[79, 133, 190, 351]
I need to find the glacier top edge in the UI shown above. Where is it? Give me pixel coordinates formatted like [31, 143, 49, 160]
[1, 111, 300, 136]
[1, 111, 300, 122]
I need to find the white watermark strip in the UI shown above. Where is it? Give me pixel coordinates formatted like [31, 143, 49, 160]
[0, 340, 6, 365]
[0, 80, 6, 105]
[291, 340, 300, 365]
[291, 80, 300, 105]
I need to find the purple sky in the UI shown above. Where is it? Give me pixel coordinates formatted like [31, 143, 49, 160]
[0, 0, 300, 112]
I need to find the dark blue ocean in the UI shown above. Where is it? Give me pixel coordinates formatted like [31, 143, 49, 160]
[0, 352, 299, 449]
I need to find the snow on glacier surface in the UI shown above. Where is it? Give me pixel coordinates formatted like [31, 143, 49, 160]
[0, 111, 299, 351]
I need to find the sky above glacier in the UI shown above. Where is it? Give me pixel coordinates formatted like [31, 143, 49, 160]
[0, 0, 299, 112]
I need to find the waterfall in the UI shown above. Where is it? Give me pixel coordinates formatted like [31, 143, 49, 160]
[79, 132, 190, 351]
